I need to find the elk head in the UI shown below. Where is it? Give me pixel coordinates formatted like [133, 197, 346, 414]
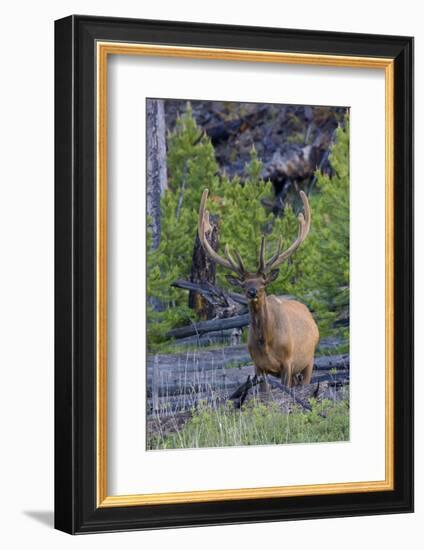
[198, 188, 311, 305]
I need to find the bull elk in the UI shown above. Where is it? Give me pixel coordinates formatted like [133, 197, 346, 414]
[198, 188, 319, 388]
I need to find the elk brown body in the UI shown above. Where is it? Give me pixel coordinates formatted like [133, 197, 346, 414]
[247, 291, 319, 386]
[198, 188, 319, 388]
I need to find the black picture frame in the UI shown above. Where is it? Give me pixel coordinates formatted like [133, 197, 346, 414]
[55, 14, 414, 534]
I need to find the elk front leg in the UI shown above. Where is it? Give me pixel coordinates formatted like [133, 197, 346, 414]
[281, 361, 294, 388]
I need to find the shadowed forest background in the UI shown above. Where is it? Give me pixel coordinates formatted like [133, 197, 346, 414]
[145, 99, 350, 450]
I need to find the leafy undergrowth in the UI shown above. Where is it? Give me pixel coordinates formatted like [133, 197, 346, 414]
[147, 398, 349, 450]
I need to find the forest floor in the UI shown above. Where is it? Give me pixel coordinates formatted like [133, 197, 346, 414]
[146, 341, 350, 450]
[146, 379, 349, 449]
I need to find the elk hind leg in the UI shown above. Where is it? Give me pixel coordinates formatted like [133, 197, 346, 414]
[254, 366, 270, 394]
[301, 359, 314, 385]
[281, 361, 294, 388]
[259, 374, 271, 393]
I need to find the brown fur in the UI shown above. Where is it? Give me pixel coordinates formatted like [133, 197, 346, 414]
[246, 283, 319, 387]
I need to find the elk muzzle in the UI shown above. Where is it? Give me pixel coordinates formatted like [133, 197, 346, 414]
[247, 287, 258, 299]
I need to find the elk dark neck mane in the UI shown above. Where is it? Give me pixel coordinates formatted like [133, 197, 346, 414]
[248, 298, 270, 347]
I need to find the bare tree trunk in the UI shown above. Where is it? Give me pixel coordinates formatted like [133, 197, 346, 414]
[188, 214, 219, 320]
[146, 99, 167, 249]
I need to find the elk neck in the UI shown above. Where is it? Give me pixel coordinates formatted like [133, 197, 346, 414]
[248, 296, 270, 348]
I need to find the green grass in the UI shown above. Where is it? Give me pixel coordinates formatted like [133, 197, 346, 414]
[147, 398, 349, 450]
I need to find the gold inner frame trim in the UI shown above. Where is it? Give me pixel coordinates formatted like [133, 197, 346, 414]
[96, 41, 395, 508]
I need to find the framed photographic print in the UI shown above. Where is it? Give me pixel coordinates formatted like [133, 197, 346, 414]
[54, 15, 413, 534]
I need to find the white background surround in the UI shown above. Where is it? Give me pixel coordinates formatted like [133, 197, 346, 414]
[0, 1, 421, 549]
[108, 55, 386, 496]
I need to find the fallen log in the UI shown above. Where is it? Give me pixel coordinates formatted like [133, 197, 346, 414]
[229, 375, 260, 409]
[147, 347, 250, 372]
[146, 366, 255, 393]
[146, 368, 349, 396]
[166, 314, 250, 339]
[169, 328, 242, 348]
[171, 333, 347, 351]
[147, 379, 241, 398]
[147, 373, 349, 415]
[147, 349, 349, 373]
[311, 372, 349, 385]
[146, 368, 349, 400]
[314, 354, 349, 370]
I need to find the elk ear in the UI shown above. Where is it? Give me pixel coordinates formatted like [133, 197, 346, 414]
[226, 275, 244, 289]
[265, 269, 279, 284]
